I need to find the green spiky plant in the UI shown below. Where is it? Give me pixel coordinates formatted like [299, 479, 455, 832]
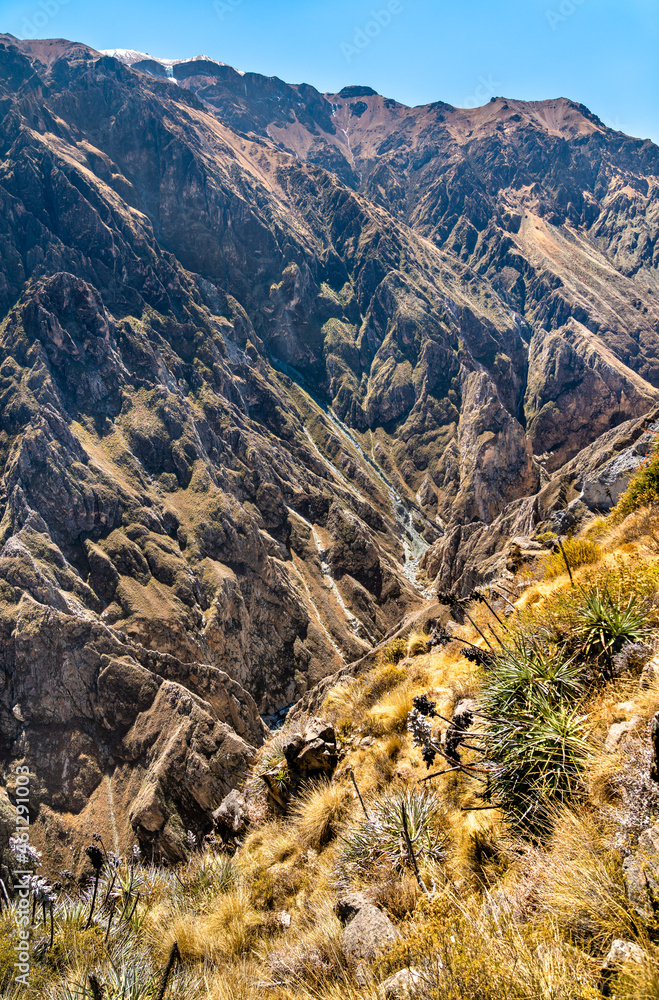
[483, 637, 584, 715]
[478, 639, 593, 833]
[335, 788, 446, 889]
[484, 696, 593, 831]
[572, 587, 653, 676]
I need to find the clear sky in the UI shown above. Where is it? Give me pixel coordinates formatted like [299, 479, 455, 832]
[3, 0, 658, 143]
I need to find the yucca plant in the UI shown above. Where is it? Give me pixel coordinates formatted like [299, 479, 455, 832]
[573, 587, 654, 677]
[483, 638, 584, 717]
[246, 732, 292, 799]
[484, 696, 593, 832]
[335, 788, 446, 888]
[475, 638, 594, 834]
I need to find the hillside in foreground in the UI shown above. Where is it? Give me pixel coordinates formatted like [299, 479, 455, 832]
[5, 466, 659, 998]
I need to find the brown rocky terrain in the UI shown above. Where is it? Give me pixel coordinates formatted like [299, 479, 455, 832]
[0, 34, 658, 861]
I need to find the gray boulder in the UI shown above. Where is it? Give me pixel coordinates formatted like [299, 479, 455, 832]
[379, 967, 425, 998]
[599, 939, 645, 996]
[341, 902, 399, 964]
[212, 789, 247, 839]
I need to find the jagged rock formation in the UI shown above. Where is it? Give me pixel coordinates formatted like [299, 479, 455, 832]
[0, 34, 658, 858]
[422, 406, 659, 597]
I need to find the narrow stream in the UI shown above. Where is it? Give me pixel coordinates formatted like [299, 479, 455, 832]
[272, 357, 434, 593]
[321, 406, 432, 586]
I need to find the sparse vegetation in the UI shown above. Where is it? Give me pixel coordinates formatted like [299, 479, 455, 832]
[543, 537, 602, 578]
[612, 438, 659, 520]
[6, 508, 659, 999]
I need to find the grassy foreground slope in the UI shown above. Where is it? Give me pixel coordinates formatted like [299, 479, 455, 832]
[6, 471, 659, 997]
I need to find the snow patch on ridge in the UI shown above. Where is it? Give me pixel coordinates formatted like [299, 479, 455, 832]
[101, 49, 245, 75]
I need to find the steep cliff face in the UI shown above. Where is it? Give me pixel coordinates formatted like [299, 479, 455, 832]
[0, 34, 658, 859]
[171, 63, 659, 467]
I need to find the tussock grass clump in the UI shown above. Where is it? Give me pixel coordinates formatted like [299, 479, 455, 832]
[544, 537, 602, 579]
[335, 788, 447, 889]
[533, 806, 640, 950]
[361, 661, 407, 704]
[264, 893, 347, 990]
[151, 888, 263, 963]
[407, 631, 431, 657]
[366, 685, 416, 735]
[614, 952, 659, 1000]
[289, 780, 353, 850]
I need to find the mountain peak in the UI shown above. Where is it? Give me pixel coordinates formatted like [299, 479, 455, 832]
[337, 85, 379, 99]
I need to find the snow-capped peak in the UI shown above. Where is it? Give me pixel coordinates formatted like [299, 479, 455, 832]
[101, 49, 242, 74]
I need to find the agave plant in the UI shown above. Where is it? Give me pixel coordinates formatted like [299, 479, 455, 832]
[335, 787, 446, 888]
[573, 587, 654, 676]
[483, 637, 584, 717]
[484, 695, 593, 832]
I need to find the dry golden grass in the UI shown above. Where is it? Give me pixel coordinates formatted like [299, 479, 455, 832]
[531, 805, 640, 950]
[543, 538, 603, 579]
[289, 780, 354, 850]
[366, 684, 416, 735]
[407, 631, 431, 657]
[147, 887, 264, 963]
[386, 886, 599, 999]
[257, 892, 348, 991]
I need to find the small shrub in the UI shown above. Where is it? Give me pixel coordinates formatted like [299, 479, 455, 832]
[543, 538, 602, 579]
[612, 439, 659, 520]
[407, 632, 431, 657]
[377, 637, 409, 667]
[335, 788, 447, 889]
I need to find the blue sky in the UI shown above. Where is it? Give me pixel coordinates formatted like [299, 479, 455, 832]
[4, 0, 658, 142]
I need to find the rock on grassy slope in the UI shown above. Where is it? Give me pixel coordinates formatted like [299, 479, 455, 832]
[0, 34, 658, 858]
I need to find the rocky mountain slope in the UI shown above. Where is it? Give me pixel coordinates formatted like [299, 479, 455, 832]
[0, 34, 657, 857]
